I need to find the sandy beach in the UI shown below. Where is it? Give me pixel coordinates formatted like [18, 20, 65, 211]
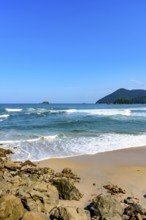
[38, 146, 146, 208]
[1, 145, 146, 219]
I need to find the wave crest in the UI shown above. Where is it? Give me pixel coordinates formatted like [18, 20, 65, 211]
[5, 108, 22, 112]
[0, 114, 10, 119]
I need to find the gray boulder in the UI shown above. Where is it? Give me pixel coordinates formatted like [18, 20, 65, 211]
[91, 194, 124, 219]
[51, 177, 82, 200]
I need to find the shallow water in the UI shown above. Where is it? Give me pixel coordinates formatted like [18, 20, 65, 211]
[1, 103, 146, 161]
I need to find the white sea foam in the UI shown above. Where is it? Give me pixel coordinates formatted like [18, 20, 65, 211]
[0, 114, 10, 120]
[0, 134, 58, 145]
[130, 107, 146, 111]
[26, 108, 53, 115]
[2, 133, 146, 161]
[82, 109, 131, 116]
[66, 109, 78, 113]
[63, 109, 131, 116]
[22, 107, 146, 117]
[48, 109, 131, 116]
[5, 108, 22, 112]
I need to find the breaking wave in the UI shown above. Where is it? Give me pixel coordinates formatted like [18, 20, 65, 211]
[5, 108, 22, 112]
[1, 133, 146, 161]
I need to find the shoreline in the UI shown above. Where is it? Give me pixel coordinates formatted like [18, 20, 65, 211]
[1, 145, 146, 219]
[37, 145, 146, 207]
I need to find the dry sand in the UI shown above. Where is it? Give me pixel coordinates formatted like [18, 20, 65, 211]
[37, 146, 146, 208]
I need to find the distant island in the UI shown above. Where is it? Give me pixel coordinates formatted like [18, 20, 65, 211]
[96, 88, 146, 104]
[41, 101, 49, 104]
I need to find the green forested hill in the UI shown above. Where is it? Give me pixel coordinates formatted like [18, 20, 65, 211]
[96, 88, 146, 104]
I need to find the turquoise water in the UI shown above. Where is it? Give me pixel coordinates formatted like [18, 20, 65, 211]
[1, 103, 146, 161]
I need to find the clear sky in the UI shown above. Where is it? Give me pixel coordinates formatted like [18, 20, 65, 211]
[0, 0, 146, 103]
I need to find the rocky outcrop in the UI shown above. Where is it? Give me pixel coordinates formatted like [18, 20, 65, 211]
[0, 148, 13, 157]
[91, 194, 124, 219]
[17, 180, 59, 213]
[103, 184, 126, 194]
[124, 197, 145, 219]
[51, 177, 82, 200]
[4, 157, 22, 170]
[1, 147, 146, 220]
[0, 148, 82, 218]
[22, 211, 49, 220]
[50, 206, 90, 220]
[0, 195, 24, 220]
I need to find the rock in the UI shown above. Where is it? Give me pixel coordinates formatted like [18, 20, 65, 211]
[17, 180, 59, 213]
[91, 194, 124, 219]
[51, 177, 82, 200]
[22, 211, 49, 220]
[0, 148, 13, 157]
[19, 167, 55, 180]
[61, 168, 80, 182]
[0, 195, 24, 220]
[4, 158, 22, 170]
[124, 197, 139, 205]
[124, 203, 144, 216]
[103, 184, 126, 194]
[22, 160, 37, 167]
[50, 206, 91, 220]
[122, 215, 129, 220]
[136, 213, 143, 220]
[0, 158, 4, 169]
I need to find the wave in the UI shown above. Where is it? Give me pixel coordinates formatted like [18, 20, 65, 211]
[25, 108, 54, 115]
[0, 134, 58, 145]
[4, 107, 146, 118]
[10, 107, 146, 117]
[2, 132, 146, 161]
[0, 114, 10, 119]
[62, 109, 131, 116]
[5, 108, 22, 112]
[61, 108, 146, 117]
[65, 109, 78, 113]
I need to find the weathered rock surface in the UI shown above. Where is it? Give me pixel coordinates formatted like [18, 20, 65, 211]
[103, 184, 126, 194]
[0, 195, 24, 220]
[22, 211, 49, 220]
[51, 177, 82, 200]
[0, 148, 13, 158]
[50, 206, 91, 220]
[1, 147, 146, 220]
[17, 180, 59, 213]
[4, 158, 22, 170]
[91, 194, 124, 219]
[122, 196, 146, 219]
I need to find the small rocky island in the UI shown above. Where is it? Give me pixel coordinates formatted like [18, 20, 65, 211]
[41, 101, 49, 104]
[96, 88, 146, 104]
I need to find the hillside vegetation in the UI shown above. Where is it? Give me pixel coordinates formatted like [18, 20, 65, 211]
[96, 88, 146, 104]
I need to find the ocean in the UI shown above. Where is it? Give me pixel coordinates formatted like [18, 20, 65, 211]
[1, 103, 146, 161]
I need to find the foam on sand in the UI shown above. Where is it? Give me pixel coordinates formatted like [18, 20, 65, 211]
[2, 132, 146, 161]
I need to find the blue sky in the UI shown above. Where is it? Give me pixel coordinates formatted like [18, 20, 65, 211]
[0, 0, 146, 103]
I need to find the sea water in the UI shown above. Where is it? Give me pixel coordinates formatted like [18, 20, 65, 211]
[1, 103, 146, 161]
